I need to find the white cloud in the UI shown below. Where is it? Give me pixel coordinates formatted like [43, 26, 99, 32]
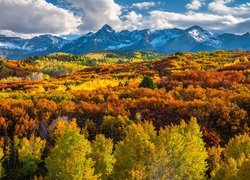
[0, 0, 80, 36]
[122, 11, 145, 30]
[0, 0, 249, 36]
[186, 0, 205, 10]
[66, 0, 249, 34]
[225, 19, 250, 34]
[67, 0, 122, 32]
[208, 0, 250, 17]
[121, 10, 246, 34]
[132, 2, 156, 10]
[0, 30, 37, 39]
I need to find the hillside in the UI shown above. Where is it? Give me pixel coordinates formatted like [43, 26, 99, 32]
[0, 50, 249, 135]
[0, 50, 249, 179]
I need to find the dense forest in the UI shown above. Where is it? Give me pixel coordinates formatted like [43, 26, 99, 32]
[0, 50, 249, 179]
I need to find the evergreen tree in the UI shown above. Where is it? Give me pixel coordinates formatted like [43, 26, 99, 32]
[139, 76, 156, 89]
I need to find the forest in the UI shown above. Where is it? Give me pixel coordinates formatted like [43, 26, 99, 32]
[0, 50, 249, 179]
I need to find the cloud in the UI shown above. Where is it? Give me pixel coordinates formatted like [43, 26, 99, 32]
[0, 30, 37, 39]
[0, 0, 80, 36]
[0, 0, 249, 36]
[225, 19, 250, 34]
[66, 0, 249, 34]
[121, 10, 246, 34]
[132, 2, 156, 10]
[208, 0, 250, 17]
[122, 11, 145, 30]
[186, 0, 205, 10]
[66, 0, 122, 32]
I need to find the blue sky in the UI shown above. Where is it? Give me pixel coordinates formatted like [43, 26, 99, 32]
[0, 0, 249, 37]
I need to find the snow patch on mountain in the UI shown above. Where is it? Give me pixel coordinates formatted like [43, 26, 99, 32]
[150, 36, 168, 47]
[50, 36, 59, 44]
[0, 25, 249, 59]
[106, 42, 135, 50]
[0, 42, 20, 49]
[35, 47, 48, 52]
[0, 42, 31, 50]
[188, 29, 209, 42]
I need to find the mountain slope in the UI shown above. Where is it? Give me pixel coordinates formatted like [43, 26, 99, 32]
[0, 25, 249, 59]
[0, 35, 67, 59]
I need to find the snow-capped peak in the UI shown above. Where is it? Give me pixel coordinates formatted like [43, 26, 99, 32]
[188, 29, 209, 42]
[0, 25, 249, 59]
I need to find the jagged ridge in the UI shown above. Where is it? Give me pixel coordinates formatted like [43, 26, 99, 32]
[0, 25, 250, 59]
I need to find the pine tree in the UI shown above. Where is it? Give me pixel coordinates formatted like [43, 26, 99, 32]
[139, 76, 157, 89]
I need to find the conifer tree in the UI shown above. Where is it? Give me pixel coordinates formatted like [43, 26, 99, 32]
[139, 76, 156, 89]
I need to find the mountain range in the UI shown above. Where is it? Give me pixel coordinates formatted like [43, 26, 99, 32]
[0, 25, 250, 59]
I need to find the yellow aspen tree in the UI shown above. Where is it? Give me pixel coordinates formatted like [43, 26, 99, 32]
[113, 122, 157, 179]
[15, 134, 46, 177]
[45, 120, 97, 180]
[91, 134, 115, 179]
[212, 134, 250, 180]
[0, 147, 4, 178]
[158, 118, 208, 179]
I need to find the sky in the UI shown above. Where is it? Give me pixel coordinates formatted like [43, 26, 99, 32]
[0, 0, 249, 38]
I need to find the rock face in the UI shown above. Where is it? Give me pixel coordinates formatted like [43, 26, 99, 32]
[1, 25, 250, 59]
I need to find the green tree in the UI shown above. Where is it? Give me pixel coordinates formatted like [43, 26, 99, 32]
[157, 118, 208, 179]
[15, 135, 46, 177]
[139, 76, 157, 89]
[134, 52, 142, 59]
[113, 122, 158, 179]
[45, 120, 96, 180]
[0, 147, 4, 178]
[212, 156, 249, 180]
[212, 134, 250, 180]
[207, 146, 223, 177]
[113, 118, 208, 179]
[91, 134, 115, 179]
[238, 159, 250, 180]
[100, 115, 132, 142]
[224, 133, 250, 160]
